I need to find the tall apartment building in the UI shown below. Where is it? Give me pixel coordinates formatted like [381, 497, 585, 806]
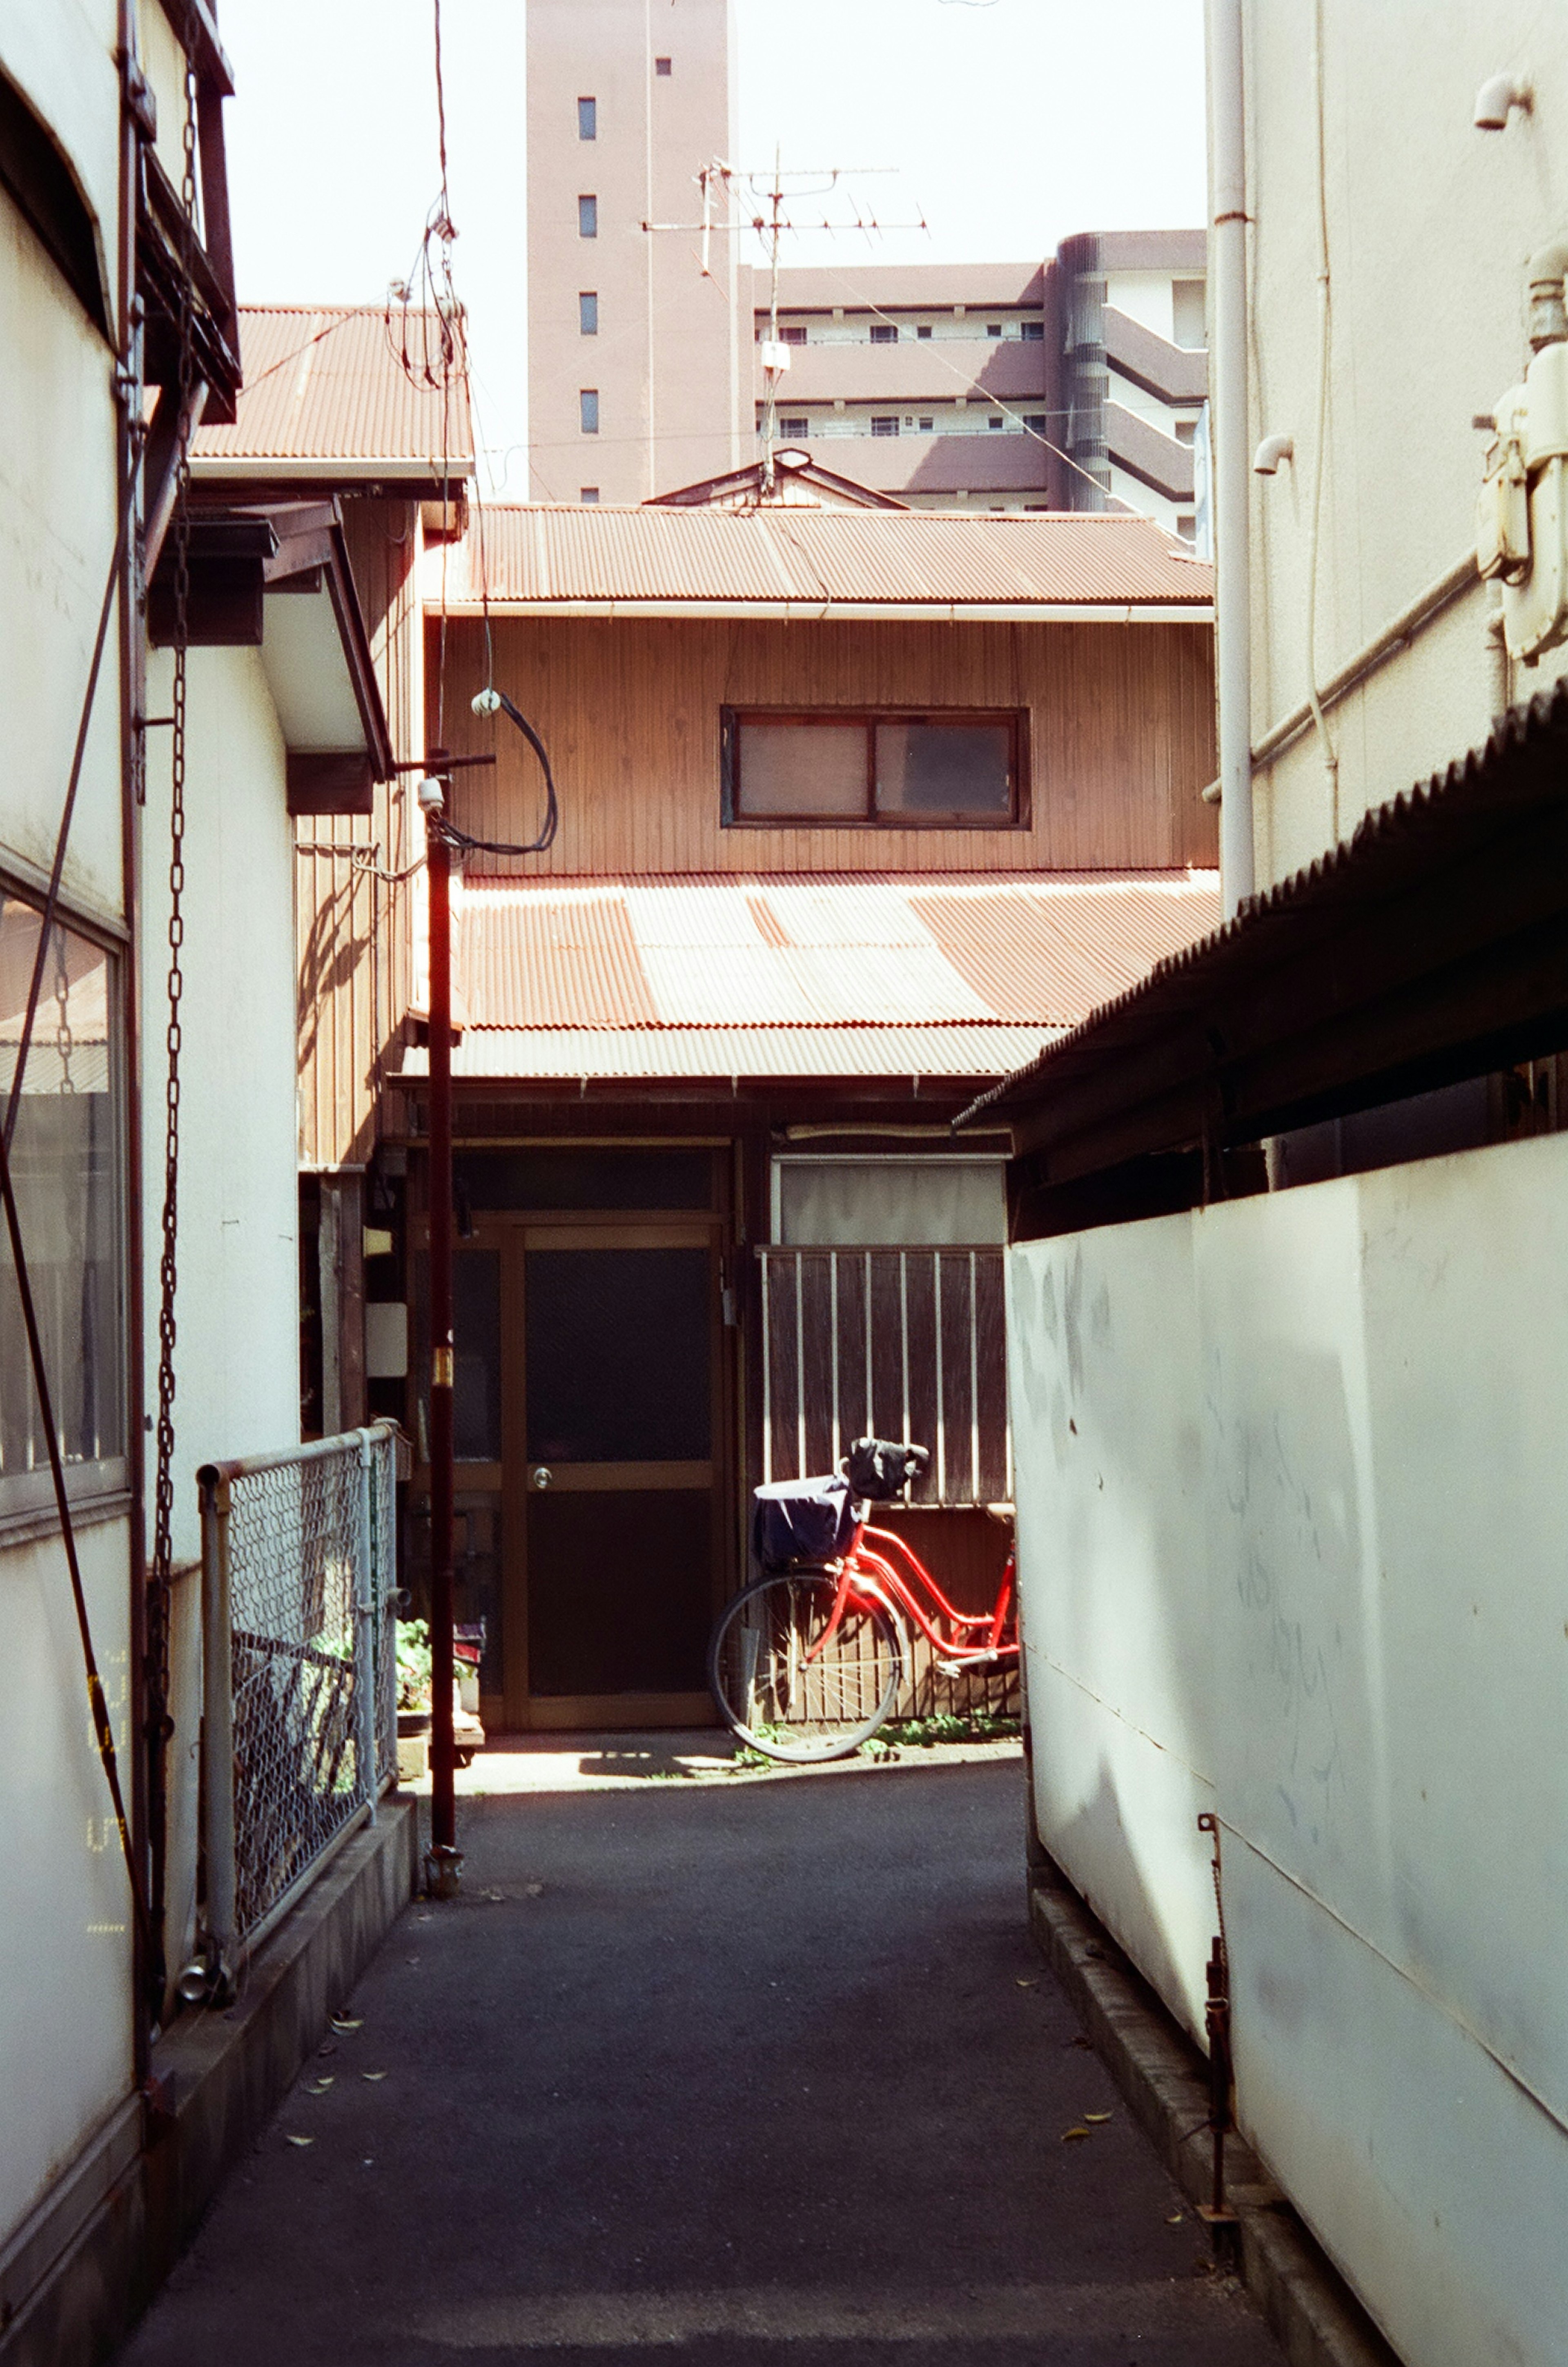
[523, 1, 1206, 530]
[525, 0, 742, 502]
[754, 233, 1208, 531]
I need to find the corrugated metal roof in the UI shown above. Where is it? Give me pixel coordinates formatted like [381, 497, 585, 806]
[438, 505, 1212, 612]
[400, 1024, 1058, 1081]
[448, 872, 1220, 1070]
[193, 306, 474, 471]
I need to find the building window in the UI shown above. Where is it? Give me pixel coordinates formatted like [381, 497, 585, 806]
[579, 388, 599, 434]
[987, 414, 1004, 429]
[870, 416, 899, 437]
[869, 322, 897, 344]
[577, 96, 597, 139]
[780, 417, 809, 439]
[1175, 418, 1196, 444]
[0, 888, 124, 1524]
[1023, 414, 1047, 433]
[580, 487, 600, 503]
[917, 323, 932, 339]
[985, 322, 1001, 337]
[579, 290, 598, 335]
[722, 709, 1025, 827]
[1021, 320, 1044, 341]
[578, 194, 597, 238]
[778, 323, 807, 345]
[655, 55, 672, 74]
[918, 416, 934, 432]
[1176, 514, 1196, 539]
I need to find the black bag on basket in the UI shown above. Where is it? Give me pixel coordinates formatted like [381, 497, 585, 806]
[845, 1436, 931, 1502]
[752, 1474, 858, 1570]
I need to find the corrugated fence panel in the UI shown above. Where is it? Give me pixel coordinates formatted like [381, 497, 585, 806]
[760, 1248, 1009, 1508]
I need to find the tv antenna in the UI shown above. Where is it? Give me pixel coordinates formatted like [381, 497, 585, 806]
[643, 155, 929, 493]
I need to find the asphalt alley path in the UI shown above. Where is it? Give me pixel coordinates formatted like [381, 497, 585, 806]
[119, 1759, 1284, 2366]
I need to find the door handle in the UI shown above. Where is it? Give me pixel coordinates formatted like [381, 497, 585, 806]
[531, 1466, 553, 1490]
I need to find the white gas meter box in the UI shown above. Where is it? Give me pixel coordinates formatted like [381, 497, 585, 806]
[1479, 339, 1568, 660]
[757, 340, 792, 373]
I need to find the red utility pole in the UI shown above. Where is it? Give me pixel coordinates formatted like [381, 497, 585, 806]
[425, 799, 458, 1890]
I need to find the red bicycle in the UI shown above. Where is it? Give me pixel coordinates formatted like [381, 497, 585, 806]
[709, 1437, 1018, 1762]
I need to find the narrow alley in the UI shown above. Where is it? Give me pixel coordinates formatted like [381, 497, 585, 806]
[120, 1758, 1281, 2366]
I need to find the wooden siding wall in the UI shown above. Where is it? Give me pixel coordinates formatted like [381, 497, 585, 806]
[296, 499, 422, 1168]
[428, 614, 1217, 878]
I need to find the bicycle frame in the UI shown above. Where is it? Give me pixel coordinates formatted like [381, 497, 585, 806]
[815, 1518, 1016, 1666]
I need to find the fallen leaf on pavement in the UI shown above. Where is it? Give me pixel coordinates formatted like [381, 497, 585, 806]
[331, 2015, 363, 2032]
[362, 2071, 388, 2083]
[1166, 2212, 1185, 2225]
[481, 1888, 505, 1902]
[1014, 1977, 1038, 1989]
[285, 2134, 314, 2149]
[307, 2077, 335, 2094]
[1060, 2126, 1091, 2142]
[1084, 2111, 1111, 2123]
[525, 1882, 544, 1897]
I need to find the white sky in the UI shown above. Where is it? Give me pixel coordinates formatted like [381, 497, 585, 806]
[218, 0, 1206, 486]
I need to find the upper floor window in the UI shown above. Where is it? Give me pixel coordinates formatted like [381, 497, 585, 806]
[780, 323, 807, 345]
[917, 324, 933, 338]
[579, 388, 599, 434]
[578, 194, 598, 238]
[580, 487, 600, 504]
[655, 56, 672, 75]
[869, 322, 897, 344]
[780, 417, 809, 439]
[578, 96, 597, 139]
[579, 290, 598, 334]
[722, 709, 1025, 828]
[1021, 320, 1044, 341]
[871, 416, 899, 437]
[985, 322, 1002, 337]
[0, 889, 124, 1525]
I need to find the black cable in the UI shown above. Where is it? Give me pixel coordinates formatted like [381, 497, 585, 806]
[438, 689, 559, 856]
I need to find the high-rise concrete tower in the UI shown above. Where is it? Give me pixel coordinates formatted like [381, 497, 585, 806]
[526, 0, 741, 503]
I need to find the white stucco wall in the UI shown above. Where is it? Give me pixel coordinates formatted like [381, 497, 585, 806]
[140, 642, 303, 1573]
[0, 178, 120, 925]
[1010, 1126, 1568, 2367]
[1241, 0, 1568, 884]
[0, 1516, 134, 2240]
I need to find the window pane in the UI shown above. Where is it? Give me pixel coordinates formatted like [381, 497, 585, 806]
[578, 193, 597, 237]
[869, 322, 897, 343]
[579, 290, 598, 334]
[871, 416, 899, 437]
[579, 388, 599, 434]
[526, 1248, 710, 1463]
[874, 720, 1012, 819]
[577, 95, 596, 139]
[736, 720, 866, 818]
[453, 1250, 500, 1460]
[777, 1158, 1007, 1246]
[0, 894, 121, 1499]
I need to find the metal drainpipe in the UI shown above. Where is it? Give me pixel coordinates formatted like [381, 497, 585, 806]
[1207, 0, 1255, 916]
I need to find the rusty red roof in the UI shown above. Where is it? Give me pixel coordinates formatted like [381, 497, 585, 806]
[434, 505, 1213, 616]
[193, 306, 474, 477]
[413, 871, 1219, 1081]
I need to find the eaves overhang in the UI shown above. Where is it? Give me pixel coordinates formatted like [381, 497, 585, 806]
[958, 678, 1568, 1186]
[425, 599, 1213, 624]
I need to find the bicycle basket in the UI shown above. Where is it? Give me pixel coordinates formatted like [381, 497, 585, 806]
[844, 1436, 931, 1501]
[752, 1473, 858, 1570]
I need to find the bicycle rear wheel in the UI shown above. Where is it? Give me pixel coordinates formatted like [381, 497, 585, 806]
[709, 1571, 904, 1763]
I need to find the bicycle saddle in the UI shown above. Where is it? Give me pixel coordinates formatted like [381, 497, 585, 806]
[844, 1436, 931, 1500]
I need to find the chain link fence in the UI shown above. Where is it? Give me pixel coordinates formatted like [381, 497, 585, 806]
[198, 1422, 401, 1962]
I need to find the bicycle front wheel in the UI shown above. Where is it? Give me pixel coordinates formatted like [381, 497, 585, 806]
[709, 1571, 904, 1763]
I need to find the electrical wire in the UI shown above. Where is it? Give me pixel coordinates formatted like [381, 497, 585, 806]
[435, 691, 559, 857]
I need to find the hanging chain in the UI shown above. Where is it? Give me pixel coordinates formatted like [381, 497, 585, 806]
[146, 62, 198, 1766]
[53, 927, 74, 1096]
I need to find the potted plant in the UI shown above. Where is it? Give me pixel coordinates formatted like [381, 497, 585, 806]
[396, 1619, 433, 1780]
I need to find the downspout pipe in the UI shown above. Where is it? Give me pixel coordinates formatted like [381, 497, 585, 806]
[1207, 0, 1254, 916]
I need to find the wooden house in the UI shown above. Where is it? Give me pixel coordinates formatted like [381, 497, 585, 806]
[368, 502, 1219, 1733]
